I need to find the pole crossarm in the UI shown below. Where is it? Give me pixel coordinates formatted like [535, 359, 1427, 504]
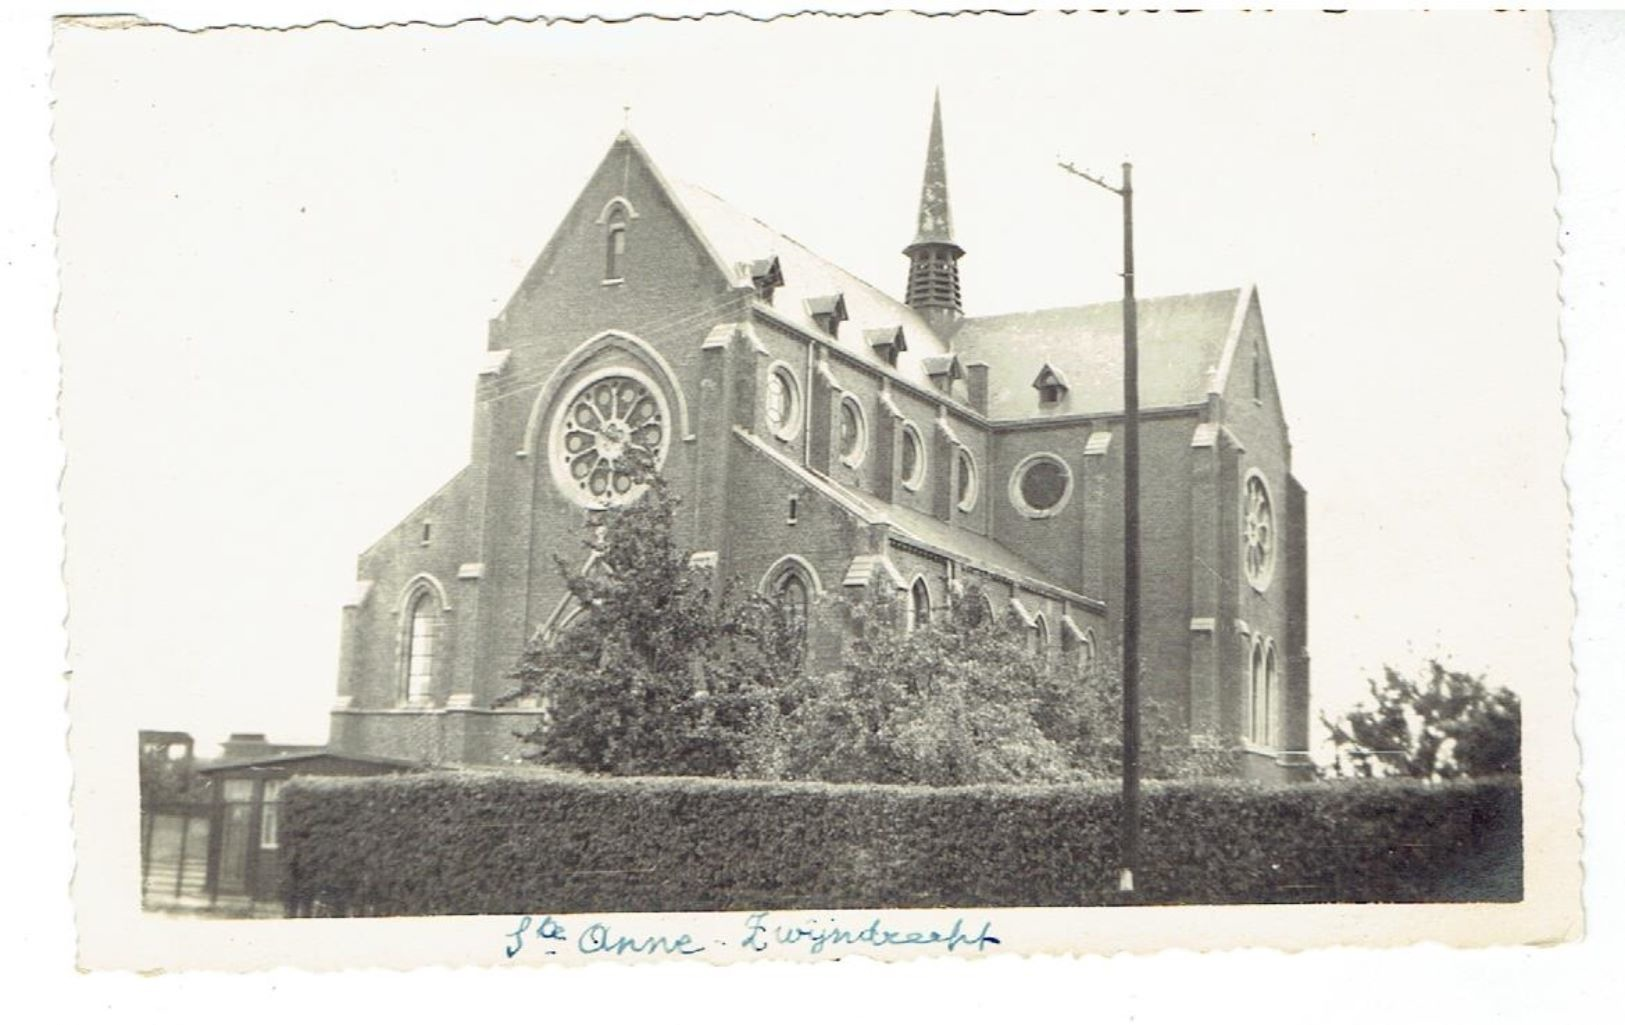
[1057, 160, 1124, 195]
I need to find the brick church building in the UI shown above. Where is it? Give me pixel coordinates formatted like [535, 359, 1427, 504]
[327, 97, 1311, 780]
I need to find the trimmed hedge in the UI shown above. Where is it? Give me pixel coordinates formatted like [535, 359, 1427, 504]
[281, 770, 1521, 916]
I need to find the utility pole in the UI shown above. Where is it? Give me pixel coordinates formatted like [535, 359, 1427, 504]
[1058, 159, 1140, 895]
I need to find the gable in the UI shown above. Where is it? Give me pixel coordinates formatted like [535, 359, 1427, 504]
[1216, 288, 1288, 428]
[495, 132, 739, 333]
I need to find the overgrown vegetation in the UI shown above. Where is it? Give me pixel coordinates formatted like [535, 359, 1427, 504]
[281, 770, 1522, 916]
[1321, 661, 1521, 780]
[501, 474, 1236, 785]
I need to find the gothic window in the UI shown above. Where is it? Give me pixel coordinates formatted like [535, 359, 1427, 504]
[1243, 471, 1276, 591]
[900, 422, 926, 491]
[551, 370, 670, 508]
[403, 589, 439, 705]
[909, 577, 932, 631]
[605, 205, 629, 280]
[1010, 453, 1073, 518]
[1248, 634, 1279, 748]
[766, 364, 802, 441]
[955, 448, 978, 512]
[838, 395, 867, 467]
[774, 569, 810, 643]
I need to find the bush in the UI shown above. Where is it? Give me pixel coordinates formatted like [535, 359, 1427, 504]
[282, 770, 1521, 916]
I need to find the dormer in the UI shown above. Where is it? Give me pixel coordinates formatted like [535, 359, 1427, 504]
[921, 354, 963, 394]
[743, 256, 784, 305]
[1033, 363, 1070, 405]
[805, 293, 849, 338]
[864, 325, 907, 367]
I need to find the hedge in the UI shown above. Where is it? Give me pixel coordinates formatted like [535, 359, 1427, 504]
[280, 770, 1521, 916]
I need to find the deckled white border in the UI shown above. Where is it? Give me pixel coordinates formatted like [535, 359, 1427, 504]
[10, 0, 1624, 1019]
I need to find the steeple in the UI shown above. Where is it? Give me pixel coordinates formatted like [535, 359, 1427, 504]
[903, 90, 965, 331]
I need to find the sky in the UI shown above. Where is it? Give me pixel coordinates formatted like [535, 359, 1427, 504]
[52, 11, 1566, 756]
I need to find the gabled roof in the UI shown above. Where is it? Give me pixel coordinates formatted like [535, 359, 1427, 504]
[951, 287, 1249, 418]
[668, 179, 955, 379]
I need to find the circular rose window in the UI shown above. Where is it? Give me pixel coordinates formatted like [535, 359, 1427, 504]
[550, 369, 669, 507]
[1243, 471, 1276, 590]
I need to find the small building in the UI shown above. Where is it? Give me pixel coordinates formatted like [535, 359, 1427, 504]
[196, 750, 420, 905]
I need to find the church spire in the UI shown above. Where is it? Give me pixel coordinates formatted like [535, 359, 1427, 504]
[904, 90, 965, 330]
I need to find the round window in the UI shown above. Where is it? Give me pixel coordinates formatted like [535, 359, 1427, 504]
[838, 395, 866, 466]
[549, 369, 670, 508]
[900, 423, 925, 490]
[955, 448, 977, 512]
[1243, 471, 1276, 590]
[766, 365, 801, 440]
[1010, 454, 1072, 517]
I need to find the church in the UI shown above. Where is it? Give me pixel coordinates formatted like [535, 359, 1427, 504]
[326, 97, 1311, 781]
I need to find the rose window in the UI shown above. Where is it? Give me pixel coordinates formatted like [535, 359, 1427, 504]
[1243, 473, 1276, 589]
[552, 373, 667, 506]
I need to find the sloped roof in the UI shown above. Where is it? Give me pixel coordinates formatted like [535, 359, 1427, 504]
[951, 288, 1246, 418]
[733, 426, 1097, 607]
[669, 181, 954, 381]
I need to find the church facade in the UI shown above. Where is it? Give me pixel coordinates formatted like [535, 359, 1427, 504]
[327, 98, 1311, 781]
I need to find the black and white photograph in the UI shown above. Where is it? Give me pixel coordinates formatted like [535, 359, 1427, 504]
[50, 8, 1582, 970]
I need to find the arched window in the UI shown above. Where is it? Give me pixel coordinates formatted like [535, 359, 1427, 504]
[1033, 615, 1049, 660]
[605, 204, 629, 281]
[403, 590, 440, 705]
[909, 577, 932, 631]
[1081, 629, 1097, 674]
[1248, 635, 1276, 747]
[1263, 640, 1279, 748]
[900, 422, 926, 491]
[775, 570, 810, 642]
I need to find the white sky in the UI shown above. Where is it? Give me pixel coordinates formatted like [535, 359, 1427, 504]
[53, 11, 1566, 755]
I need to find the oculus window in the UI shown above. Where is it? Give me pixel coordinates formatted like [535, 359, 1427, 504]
[838, 394, 866, 466]
[1010, 453, 1073, 518]
[900, 422, 926, 491]
[766, 364, 802, 441]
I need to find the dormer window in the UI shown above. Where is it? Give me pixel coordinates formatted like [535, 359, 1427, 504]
[745, 257, 784, 304]
[864, 325, 907, 367]
[805, 293, 848, 338]
[922, 354, 963, 394]
[1033, 363, 1070, 405]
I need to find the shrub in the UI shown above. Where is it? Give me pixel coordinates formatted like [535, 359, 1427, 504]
[282, 770, 1521, 916]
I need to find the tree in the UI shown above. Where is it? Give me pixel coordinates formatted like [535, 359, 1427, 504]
[501, 475, 803, 777]
[746, 582, 1234, 786]
[1320, 661, 1521, 780]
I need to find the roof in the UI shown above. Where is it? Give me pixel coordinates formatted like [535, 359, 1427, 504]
[199, 750, 425, 774]
[669, 179, 955, 381]
[734, 426, 1099, 608]
[950, 288, 1248, 418]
